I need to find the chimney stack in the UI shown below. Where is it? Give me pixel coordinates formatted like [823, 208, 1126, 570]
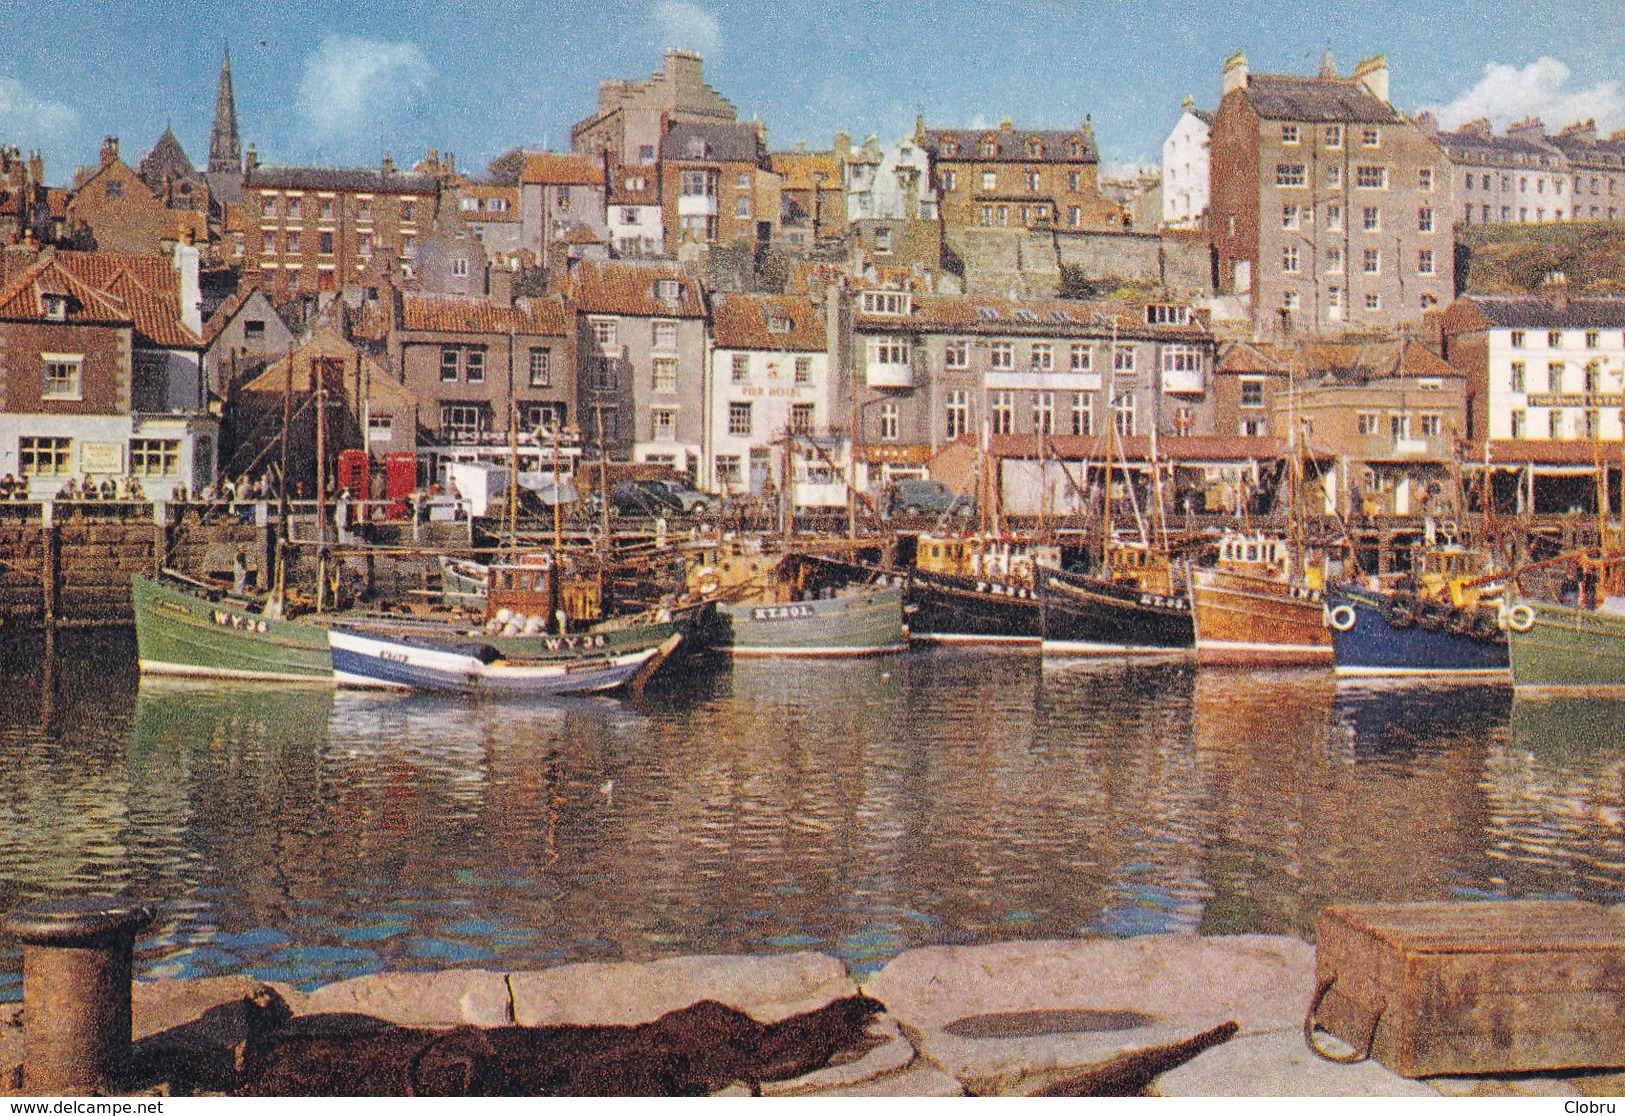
[1352, 55, 1390, 104]
[1222, 52, 1249, 97]
[100, 136, 119, 167]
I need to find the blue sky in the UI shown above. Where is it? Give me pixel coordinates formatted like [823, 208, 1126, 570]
[2, 0, 1621, 186]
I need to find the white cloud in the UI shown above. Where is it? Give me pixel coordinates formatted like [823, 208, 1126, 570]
[1428, 57, 1622, 133]
[652, 1, 721, 56]
[297, 37, 433, 150]
[0, 76, 79, 148]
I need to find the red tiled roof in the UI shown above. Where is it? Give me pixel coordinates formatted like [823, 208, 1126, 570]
[53, 251, 201, 348]
[520, 153, 603, 186]
[711, 293, 825, 351]
[399, 292, 567, 336]
[566, 260, 706, 318]
[0, 256, 130, 323]
[562, 224, 604, 245]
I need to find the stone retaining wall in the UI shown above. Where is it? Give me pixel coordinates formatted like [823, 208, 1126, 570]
[6, 935, 1620, 1096]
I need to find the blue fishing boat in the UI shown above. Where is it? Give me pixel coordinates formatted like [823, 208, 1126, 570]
[1326, 583, 1508, 679]
[327, 627, 679, 695]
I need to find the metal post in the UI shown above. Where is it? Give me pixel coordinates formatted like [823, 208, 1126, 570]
[3, 898, 154, 1095]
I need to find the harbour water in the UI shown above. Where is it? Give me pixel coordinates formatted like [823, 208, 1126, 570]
[1, 629, 1621, 1000]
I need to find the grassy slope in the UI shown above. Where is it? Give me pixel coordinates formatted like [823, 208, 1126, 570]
[1457, 222, 1625, 294]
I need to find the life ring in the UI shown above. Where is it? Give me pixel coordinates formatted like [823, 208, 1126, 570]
[1327, 604, 1357, 632]
[1507, 603, 1535, 632]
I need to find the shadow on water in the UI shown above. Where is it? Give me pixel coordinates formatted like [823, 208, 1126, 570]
[1, 633, 1620, 995]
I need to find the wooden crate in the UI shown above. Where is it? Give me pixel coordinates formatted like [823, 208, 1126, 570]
[1310, 901, 1625, 1077]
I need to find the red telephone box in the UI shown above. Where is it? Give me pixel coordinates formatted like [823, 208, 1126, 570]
[337, 449, 369, 499]
[385, 452, 417, 520]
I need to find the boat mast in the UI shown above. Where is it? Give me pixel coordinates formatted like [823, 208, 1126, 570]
[1101, 319, 1116, 565]
[315, 357, 328, 613]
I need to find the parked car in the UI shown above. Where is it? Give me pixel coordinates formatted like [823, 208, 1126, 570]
[609, 479, 684, 516]
[646, 479, 713, 514]
[883, 478, 974, 518]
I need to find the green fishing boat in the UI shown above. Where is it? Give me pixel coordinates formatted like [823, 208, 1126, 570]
[1506, 597, 1625, 696]
[132, 573, 334, 682]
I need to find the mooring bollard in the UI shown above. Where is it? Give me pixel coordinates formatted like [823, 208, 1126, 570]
[2, 898, 154, 1095]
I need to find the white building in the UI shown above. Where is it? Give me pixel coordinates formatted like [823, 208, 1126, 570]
[1161, 97, 1212, 229]
[1444, 286, 1625, 446]
[606, 167, 664, 258]
[704, 293, 841, 506]
[844, 134, 938, 222]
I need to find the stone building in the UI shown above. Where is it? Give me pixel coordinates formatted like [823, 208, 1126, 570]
[917, 117, 1123, 231]
[388, 288, 573, 447]
[566, 260, 708, 470]
[242, 156, 438, 300]
[205, 48, 245, 206]
[454, 183, 522, 258]
[1208, 52, 1454, 336]
[64, 137, 209, 256]
[772, 144, 847, 246]
[202, 285, 295, 396]
[847, 289, 1215, 492]
[570, 49, 738, 167]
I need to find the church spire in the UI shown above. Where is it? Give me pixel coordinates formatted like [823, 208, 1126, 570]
[208, 45, 241, 175]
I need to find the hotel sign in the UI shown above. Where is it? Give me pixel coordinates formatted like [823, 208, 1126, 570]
[1526, 393, 1625, 408]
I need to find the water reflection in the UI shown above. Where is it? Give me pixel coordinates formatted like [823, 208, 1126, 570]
[0, 632, 1620, 996]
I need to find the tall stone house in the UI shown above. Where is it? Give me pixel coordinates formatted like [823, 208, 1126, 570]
[518, 153, 607, 273]
[64, 138, 209, 256]
[1208, 52, 1454, 337]
[917, 118, 1123, 231]
[658, 121, 781, 249]
[566, 260, 707, 472]
[570, 49, 738, 168]
[1162, 97, 1213, 230]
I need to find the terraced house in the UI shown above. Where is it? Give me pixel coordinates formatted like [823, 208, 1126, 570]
[242, 156, 438, 299]
[0, 247, 213, 500]
[848, 289, 1216, 491]
[704, 293, 835, 503]
[567, 261, 707, 471]
[918, 117, 1122, 231]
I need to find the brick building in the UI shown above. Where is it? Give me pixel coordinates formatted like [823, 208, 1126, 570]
[64, 137, 208, 256]
[242, 156, 438, 300]
[917, 117, 1123, 231]
[0, 247, 213, 500]
[659, 121, 780, 249]
[1208, 52, 1454, 336]
[518, 152, 607, 271]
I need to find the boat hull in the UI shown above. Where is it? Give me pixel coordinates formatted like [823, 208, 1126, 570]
[1329, 586, 1508, 678]
[713, 585, 906, 657]
[1190, 567, 1332, 665]
[904, 570, 1041, 645]
[1508, 599, 1625, 695]
[1039, 570, 1193, 654]
[327, 628, 664, 695]
[132, 574, 334, 682]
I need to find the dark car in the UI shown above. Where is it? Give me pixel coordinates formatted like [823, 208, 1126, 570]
[645, 479, 713, 514]
[884, 477, 974, 518]
[609, 479, 684, 516]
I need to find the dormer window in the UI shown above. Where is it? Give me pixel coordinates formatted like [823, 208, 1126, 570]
[768, 315, 793, 334]
[981, 136, 998, 157]
[656, 278, 681, 301]
[1026, 137, 1043, 158]
[1146, 304, 1190, 325]
[942, 136, 958, 156]
[686, 137, 707, 159]
[1067, 139, 1082, 158]
[860, 291, 911, 315]
[41, 295, 68, 322]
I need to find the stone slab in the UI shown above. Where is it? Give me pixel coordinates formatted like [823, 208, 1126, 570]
[298, 970, 513, 1027]
[133, 976, 281, 1040]
[1152, 1029, 1441, 1097]
[863, 934, 1314, 1093]
[509, 952, 855, 1028]
[761, 1015, 916, 1096]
